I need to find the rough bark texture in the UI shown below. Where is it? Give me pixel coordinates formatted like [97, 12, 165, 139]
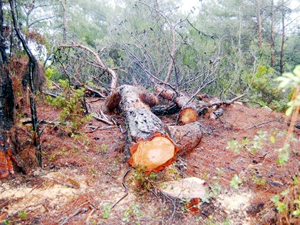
[256, 0, 262, 49]
[169, 122, 203, 155]
[0, 0, 15, 178]
[270, 0, 275, 67]
[10, 0, 42, 166]
[0, 67, 15, 178]
[106, 85, 203, 172]
[280, 1, 285, 74]
[108, 85, 162, 141]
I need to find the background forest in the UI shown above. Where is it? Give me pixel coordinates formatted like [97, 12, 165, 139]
[1, 0, 300, 108]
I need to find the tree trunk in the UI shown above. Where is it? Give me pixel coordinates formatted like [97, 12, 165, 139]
[279, 1, 285, 74]
[256, 0, 263, 49]
[0, 0, 7, 63]
[9, 0, 42, 166]
[61, 0, 67, 43]
[270, 0, 275, 67]
[0, 0, 15, 178]
[106, 85, 203, 172]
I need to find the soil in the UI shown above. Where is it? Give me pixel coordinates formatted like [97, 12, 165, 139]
[1, 97, 300, 225]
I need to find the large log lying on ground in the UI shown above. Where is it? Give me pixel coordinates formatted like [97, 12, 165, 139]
[106, 85, 203, 172]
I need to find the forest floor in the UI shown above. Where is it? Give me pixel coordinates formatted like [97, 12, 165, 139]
[1, 96, 300, 225]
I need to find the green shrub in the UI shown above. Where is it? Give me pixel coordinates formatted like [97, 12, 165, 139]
[46, 79, 90, 131]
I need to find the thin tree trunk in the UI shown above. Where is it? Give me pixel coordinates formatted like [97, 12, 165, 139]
[270, 0, 275, 67]
[61, 0, 67, 43]
[280, 1, 285, 74]
[256, 0, 263, 49]
[0, 0, 5, 62]
[9, 0, 42, 166]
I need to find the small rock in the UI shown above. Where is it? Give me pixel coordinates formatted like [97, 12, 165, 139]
[246, 202, 264, 216]
[262, 106, 272, 111]
[33, 169, 41, 177]
[158, 177, 206, 199]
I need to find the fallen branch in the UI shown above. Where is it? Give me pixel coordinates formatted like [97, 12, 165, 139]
[59, 201, 89, 225]
[246, 118, 280, 130]
[205, 93, 246, 108]
[92, 113, 114, 125]
[85, 86, 106, 98]
[240, 100, 263, 107]
[46, 177, 80, 189]
[42, 91, 58, 98]
[85, 125, 117, 133]
[183, 78, 217, 108]
[111, 169, 131, 209]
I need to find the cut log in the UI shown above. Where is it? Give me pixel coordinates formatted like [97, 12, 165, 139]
[105, 85, 203, 172]
[169, 122, 203, 155]
[155, 85, 206, 124]
[155, 85, 245, 124]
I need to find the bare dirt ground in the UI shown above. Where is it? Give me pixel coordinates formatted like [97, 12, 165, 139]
[1, 97, 300, 225]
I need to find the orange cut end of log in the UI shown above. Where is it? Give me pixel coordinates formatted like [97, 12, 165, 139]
[180, 108, 198, 124]
[129, 136, 175, 171]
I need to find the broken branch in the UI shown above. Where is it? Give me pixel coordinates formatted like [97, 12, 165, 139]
[111, 169, 131, 209]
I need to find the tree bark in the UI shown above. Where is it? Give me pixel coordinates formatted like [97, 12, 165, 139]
[0, 0, 7, 63]
[106, 85, 203, 172]
[9, 0, 42, 166]
[256, 0, 263, 49]
[61, 0, 67, 43]
[270, 0, 275, 67]
[0, 0, 15, 178]
[279, 0, 285, 74]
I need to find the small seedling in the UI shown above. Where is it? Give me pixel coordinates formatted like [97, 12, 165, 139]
[3, 219, 11, 225]
[230, 174, 242, 190]
[226, 140, 240, 153]
[209, 181, 222, 198]
[102, 203, 111, 219]
[271, 194, 287, 213]
[18, 211, 27, 219]
[122, 202, 143, 223]
[101, 143, 107, 153]
[223, 217, 231, 225]
[250, 170, 267, 186]
[276, 143, 290, 165]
